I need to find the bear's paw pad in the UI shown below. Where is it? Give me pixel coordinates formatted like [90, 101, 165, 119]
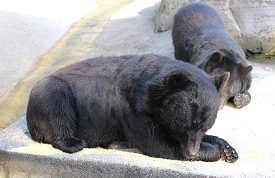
[220, 145, 238, 163]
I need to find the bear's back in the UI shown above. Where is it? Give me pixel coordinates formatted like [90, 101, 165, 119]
[51, 54, 214, 107]
[173, 2, 225, 34]
[173, 2, 246, 65]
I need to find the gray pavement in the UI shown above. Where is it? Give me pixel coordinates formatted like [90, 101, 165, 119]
[1, 0, 275, 177]
[0, 0, 99, 129]
[0, 11, 67, 101]
[0, 0, 97, 102]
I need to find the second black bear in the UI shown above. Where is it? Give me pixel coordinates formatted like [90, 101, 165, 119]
[26, 54, 238, 163]
[172, 2, 252, 109]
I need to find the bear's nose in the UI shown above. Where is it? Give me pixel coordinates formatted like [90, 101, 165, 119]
[185, 146, 199, 159]
[188, 147, 199, 157]
[180, 141, 200, 159]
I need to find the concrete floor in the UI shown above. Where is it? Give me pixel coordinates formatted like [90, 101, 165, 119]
[0, 0, 128, 129]
[0, 0, 98, 102]
[0, 0, 99, 130]
[0, 0, 275, 177]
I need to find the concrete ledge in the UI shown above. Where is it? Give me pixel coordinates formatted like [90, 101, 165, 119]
[0, 118, 222, 178]
[0, 115, 275, 178]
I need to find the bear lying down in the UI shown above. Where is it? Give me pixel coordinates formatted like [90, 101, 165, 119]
[26, 54, 238, 163]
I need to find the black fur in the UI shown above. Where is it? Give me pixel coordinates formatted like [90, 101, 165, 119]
[26, 54, 238, 163]
[172, 2, 252, 109]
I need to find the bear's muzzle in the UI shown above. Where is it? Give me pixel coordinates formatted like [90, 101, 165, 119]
[180, 133, 202, 159]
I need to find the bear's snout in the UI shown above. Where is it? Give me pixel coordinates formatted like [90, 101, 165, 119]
[180, 134, 201, 159]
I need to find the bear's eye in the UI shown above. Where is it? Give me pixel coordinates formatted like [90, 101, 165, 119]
[192, 118, 205, 129]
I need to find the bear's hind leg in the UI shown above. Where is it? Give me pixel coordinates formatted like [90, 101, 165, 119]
[52, 137, 87, 153]
[26, 76, 86, 153]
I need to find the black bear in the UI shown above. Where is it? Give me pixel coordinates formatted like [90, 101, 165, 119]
[26, 54, 238, 163]
[172, 2, 252, 109]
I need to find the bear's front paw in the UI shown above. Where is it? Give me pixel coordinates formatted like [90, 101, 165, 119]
[220, 144, 238, 163]
[233, 92, 251, 108]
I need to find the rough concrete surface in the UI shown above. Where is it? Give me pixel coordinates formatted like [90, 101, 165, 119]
[1, 0, 275, 177]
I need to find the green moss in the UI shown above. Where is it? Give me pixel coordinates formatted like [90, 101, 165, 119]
[247, 53, 273, 61]
[245, 47, 275, 61]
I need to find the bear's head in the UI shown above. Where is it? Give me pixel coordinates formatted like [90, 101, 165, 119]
[204, 50, 252, 109]
[148, 69, 227, 159]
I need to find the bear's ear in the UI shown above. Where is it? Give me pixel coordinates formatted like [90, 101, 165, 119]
[165, 72, 189, 90]
[242, 65, 253, 78]
[205, 52, 224, 73]
[209, 51, 223, 65]
[212, 72, 230, 92]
